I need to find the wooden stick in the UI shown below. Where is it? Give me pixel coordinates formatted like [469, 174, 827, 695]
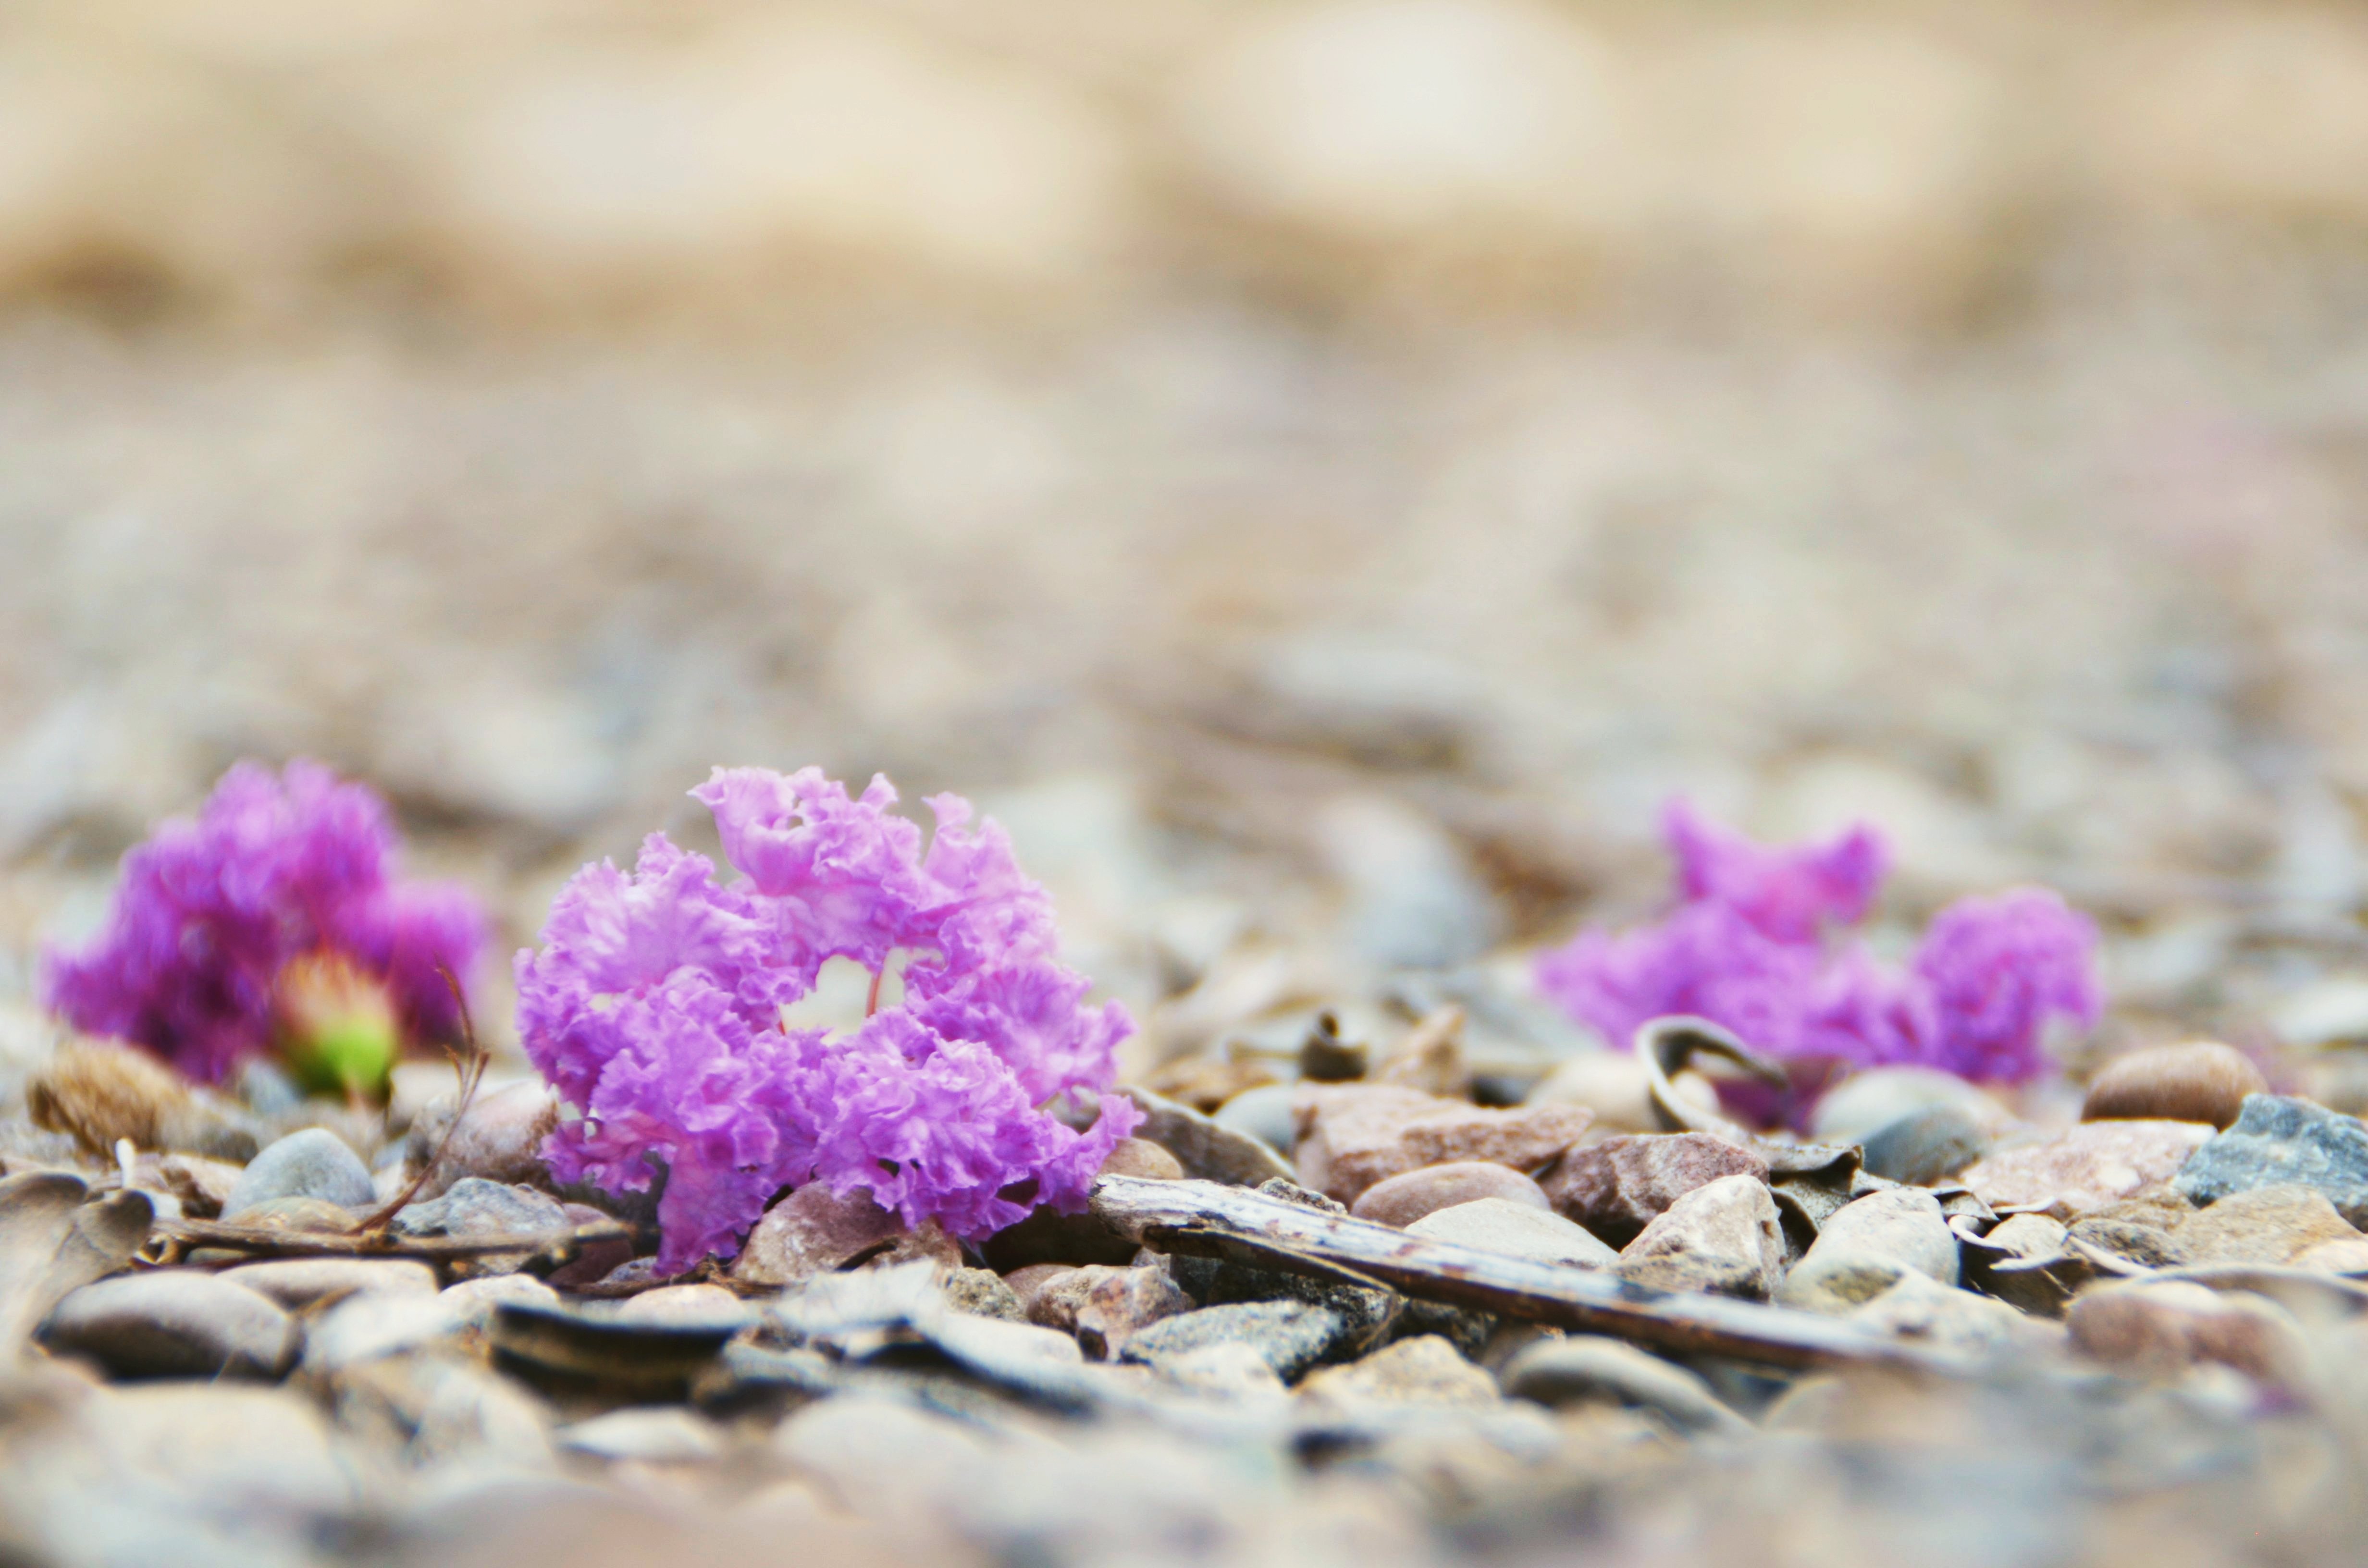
[1092, 1176, 1970, 1374]
[151, 1216, 630, 1265]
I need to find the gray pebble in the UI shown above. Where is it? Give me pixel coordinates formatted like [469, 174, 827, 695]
[2175, 1095, 2368, 1227]
[1860, 1104, 1990, 1187]
[1119, 1299, 1346, 1382]
[1211, 1083, 1298, 1156]
[224, 1128, 374, 1214]
[1499, 1335, 1748, 1435]
[42, 1271, 296, 1380]
[221, 1257, 438, 1309]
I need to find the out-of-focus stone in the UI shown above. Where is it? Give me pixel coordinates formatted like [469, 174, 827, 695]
[1372, 1007, 1470, 1099]
[1350, 1161, 1550, 1226]
[731, 1185, 905, 1288]
[222, 1256, 437, 1309]
[1140, 1055, 1276, 1114]
[1961, 1120, 2216, 1215]
[1027, 1262, 1193, 1358]
[2068, 1279, 2308, 1384]
[440, 1274, 560, 1336]
[1499, 1335, 1747, 1435]
[1848, 1271, 2038, 1356]
[1805, 1187, 1959, 1285]
[1984, 1212, 2070, 1259]
[941, 1267, 1025, 1322]
[225, 1127, 375, 1214]
[2174, 1183, 2363, 1265]
[394, 1177, 569, 1276]
[303, 1290, 464, 1372]
[1156, 1341, 1289, 1400]
[2295, 1237, 2368, 1274]
[155, 1153, 244, 1218]
[1616, 1174, 1784, 1300]
[2083, 1043, 2267, 1130]
[1540, 1132, 1770, 1247]
[406, 1079, 561, 1200]
[1297, 1334, 1497, 1407]
[1525, 1052, 1719, 1134]
[1292, 1083, 1591, 1205]
[1001, 1263, 1078, 1312]
[557, 1407, 726, 1463]
[611, 1283, 752, 1330]
[1405, 1197, 1619, 1267]
[1098, 1137, 1184, 1182]
[26, 1038, 262, 1161]
[1778, 1250, 1913, 1314]
[1211, 1083, 1297, 1155]
[1859, 1104, 1990, 1186]
[1119, 1299, 1347, 1382]
[2173, 1095, 2368, 1226]
[42, 1271, 296, 1379]
[1811, 1067, 2014, 1142]
[1116, 1085, 1295, 1185]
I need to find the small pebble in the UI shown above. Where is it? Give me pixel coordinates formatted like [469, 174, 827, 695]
[1212, 1083, 1298, 1155]
[1500, 1335, 1747, 1435]
[1297, 1335, 1497, 1407]
[224, 1128, 375, 1214]
[1614, 1174, 1785, 1301]
[1350, 1161, 1551, 1226]
[221, 1257, 438, 1309]
[1404, 1197, 1619, 1267]
[2083, 1043, 2268, 1131]
[42, 1271, 296, 1380]
[1098, 1137, 1185, 1182]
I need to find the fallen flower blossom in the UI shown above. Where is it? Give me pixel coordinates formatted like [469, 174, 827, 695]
[42, 759, 486, 1091]
[1535, 800, 2100, 1086]
[516, 765, 1140, 1274]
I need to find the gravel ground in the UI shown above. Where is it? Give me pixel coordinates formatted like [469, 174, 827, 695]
[10, 1, 2368, 1563]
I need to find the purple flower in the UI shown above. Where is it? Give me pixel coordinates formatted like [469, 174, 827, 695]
[1535, 802, 2100, 1085]
[40, 760, 489, 1085]
[517, 766, 1140, 1274]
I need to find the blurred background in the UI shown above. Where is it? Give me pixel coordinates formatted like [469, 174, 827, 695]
[7, 0, 2368, 1091]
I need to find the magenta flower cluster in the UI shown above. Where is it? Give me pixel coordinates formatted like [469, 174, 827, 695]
[1535, 801, 2101, 1084]
[516, 766, 1141, 1274]
[42, 760, 488, 1085]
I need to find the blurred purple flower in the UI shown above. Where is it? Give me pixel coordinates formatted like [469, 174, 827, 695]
[41, 760, 488, 1084]
[1535, 802, 2100, 1084]
[517, 766, 1140, 1274]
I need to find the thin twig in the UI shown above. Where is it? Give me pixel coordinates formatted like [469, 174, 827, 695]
[356, 965, 491, 1235]
[1092, 1175, 1973, 1374]
[151, 1215, 629, 1264]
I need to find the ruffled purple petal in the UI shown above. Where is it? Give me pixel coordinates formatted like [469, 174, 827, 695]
[40, 760, 489, 1083]
[520, 766, 1139, 1269]
[1536, 802, 2099, 1088]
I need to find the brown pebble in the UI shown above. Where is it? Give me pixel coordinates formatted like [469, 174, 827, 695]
[2082, 1042, 2267, 1131]
[1098, 1137, 1185, 1182]
[1348, 1161, 1550, 1227]
[1001, 1263, 1079, 1312]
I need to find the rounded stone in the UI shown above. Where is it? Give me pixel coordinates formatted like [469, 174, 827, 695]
[1349, 1161, 1551, 1227]
[1805, 1187, 1959, 1285]
[224, 1128, 375, 1215]
[2083, 1043, 2268, 1131]
[1405, 1197, 1619, 1268]
[1500, 1335, 1746, 1434]
[1212, 1083, 1296, 1154]
[1098, 1137, 1185, 1182]
[221, 1257, 437, 1308]
[42, 1272, 297, 1380]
